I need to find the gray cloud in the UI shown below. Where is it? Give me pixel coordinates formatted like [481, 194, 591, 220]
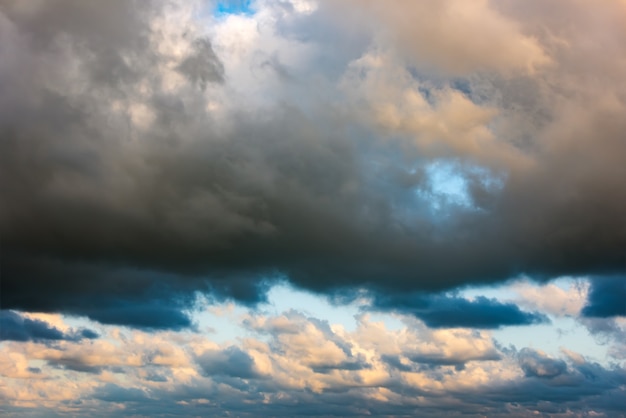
[311, 359, 370, 374]
[409, 349, 502, 367]
[177, 38, 224, 88]
[0, 0, 625, 333]
[93, 384, 150, 403]
[50, 358, 104, 374]
[518, 348, 568, 379]
[197, 346, 260, 379]
[2, 304, 625, 417]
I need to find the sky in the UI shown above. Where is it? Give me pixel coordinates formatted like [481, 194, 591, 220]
[0, 0, 625, 416]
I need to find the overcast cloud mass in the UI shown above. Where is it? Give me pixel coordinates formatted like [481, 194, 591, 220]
[1, 0, 625, 416]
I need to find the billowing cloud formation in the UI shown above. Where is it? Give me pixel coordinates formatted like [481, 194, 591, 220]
[1, 309, 625, 417]
[1, 0, 625, 331]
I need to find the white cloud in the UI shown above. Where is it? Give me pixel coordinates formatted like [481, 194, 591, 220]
[512, 278, 589, 317]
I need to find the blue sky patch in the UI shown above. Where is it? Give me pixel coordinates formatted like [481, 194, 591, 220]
[215, 0, 254, 17]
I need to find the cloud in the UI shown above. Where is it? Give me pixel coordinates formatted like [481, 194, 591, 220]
[177, 38, 225, 89]
[467, 350, 626, 415]
[1, 308, 625, 417]
[582, 276, 626, 318]
[197, 346, 260, 378]
[93, 383, 150, 403]
[244, 310, 367, 378]
[0, 310, 98, 343]
[310, 359, 369, 374]
[512, 278, 588, 317]
[1, 0, 625, 332]
[518, 348, 567, 379]
[407, 349, 501, 368]
[322, 0, 550, 75]
[371, 294, 548, 329]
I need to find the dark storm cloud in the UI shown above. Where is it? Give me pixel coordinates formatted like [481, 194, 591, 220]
[0, 310, 98, 342]
[582, 276, 626, 318]
[85, 301, 194, 330]
[1, 0, 625, 329]
[371, 293, 548, 329]
[1, 254, 201, 329]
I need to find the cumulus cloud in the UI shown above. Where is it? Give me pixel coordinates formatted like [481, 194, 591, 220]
[1, 309, 625, 417]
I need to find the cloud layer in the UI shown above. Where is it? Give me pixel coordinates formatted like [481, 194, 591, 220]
[1, 306, 625, 417]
